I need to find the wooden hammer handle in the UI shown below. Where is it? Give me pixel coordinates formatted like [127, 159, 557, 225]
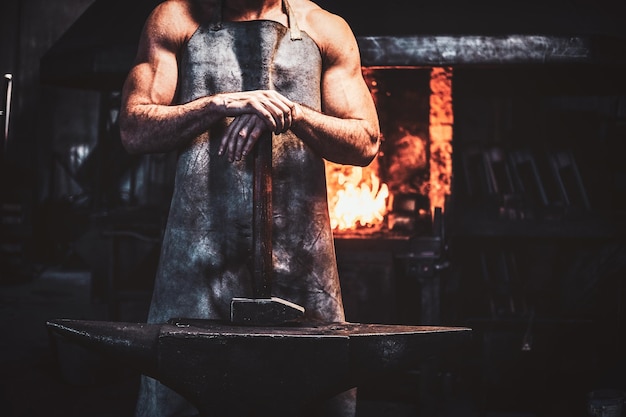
[252, 132, 272, 298]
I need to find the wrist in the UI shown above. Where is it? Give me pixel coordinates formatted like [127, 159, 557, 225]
[292, 103, 305, 126]
[209, 94, 228, 117]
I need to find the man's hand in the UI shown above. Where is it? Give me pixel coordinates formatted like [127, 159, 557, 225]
[219, 113, 267, 162]
[217, 90, 300, 162]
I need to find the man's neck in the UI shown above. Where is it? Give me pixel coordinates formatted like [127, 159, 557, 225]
[223, 0, 283, 20]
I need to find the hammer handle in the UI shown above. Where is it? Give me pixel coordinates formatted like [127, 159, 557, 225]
[252, 132, 272, 298]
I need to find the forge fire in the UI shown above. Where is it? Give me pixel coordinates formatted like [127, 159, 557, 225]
[326, 67, 453, 233]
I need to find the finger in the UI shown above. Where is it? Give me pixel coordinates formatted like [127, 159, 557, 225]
[239, 116, 266, 159]
[251, 99, 279, 132]
[218, 122, 231, 156]
[261, 99, 294, 133]
[283, 101, 294, 131]
[218, 118, 237, 156]
[231, 115, 255, 162]
[221, 116, 247, 162]
[268, 92, 296, 132]
[234, 115, 256, 160]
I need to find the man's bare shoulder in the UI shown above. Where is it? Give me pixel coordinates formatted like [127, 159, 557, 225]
[291, 1, 355, 45]
[290, 0, 358, 57]
[145, 0, 214, 42]
[149, 0, 193, 23]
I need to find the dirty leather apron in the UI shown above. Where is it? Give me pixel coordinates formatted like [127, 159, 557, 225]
[135, 1, 348, 416]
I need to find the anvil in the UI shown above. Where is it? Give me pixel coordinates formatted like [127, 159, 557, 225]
[47, 318, 471, 417]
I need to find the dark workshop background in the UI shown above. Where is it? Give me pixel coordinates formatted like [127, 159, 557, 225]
[1, 0, 626, 416]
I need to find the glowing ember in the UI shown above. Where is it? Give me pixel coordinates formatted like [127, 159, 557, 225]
[325, 162, 389, 231]
[429, 67, 453, 214]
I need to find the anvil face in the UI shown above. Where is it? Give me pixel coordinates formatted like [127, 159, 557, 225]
[47, 318, 471, 417]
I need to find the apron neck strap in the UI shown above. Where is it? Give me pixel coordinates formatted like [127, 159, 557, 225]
[283, 0, 302, 40]
[209, 0, 223, 31]
[211, 0, 302, 40]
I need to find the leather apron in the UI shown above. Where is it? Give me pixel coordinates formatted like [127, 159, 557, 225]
[136, 2, 347, 416]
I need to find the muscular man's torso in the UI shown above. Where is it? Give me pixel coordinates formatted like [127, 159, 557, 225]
[145, 0, 346, 324]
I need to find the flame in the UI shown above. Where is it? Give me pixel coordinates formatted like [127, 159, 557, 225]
[325, 67, 452, 231]
[325, 162, 389, 231]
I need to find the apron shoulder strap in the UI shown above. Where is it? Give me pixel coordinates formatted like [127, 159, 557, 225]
[282, 0, 302, 41]
[210, 0, 223, 31]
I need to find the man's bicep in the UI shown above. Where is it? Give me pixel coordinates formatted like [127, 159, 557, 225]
[123, 5, 182, 108]
[321, 64, 376, 122]
[123, 50, 179, 108]
[318, 17, 376, 122]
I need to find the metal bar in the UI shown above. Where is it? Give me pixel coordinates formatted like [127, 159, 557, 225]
[358, 35, 592, 67]
[2, 74, 12, 152]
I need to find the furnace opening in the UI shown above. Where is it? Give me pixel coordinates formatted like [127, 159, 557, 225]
[326, 67, 453, 236]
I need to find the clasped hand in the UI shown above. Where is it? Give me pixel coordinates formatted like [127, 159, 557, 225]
[217, 90, 300, 162]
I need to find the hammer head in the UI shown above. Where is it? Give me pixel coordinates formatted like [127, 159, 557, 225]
[230, 297, 305, 326]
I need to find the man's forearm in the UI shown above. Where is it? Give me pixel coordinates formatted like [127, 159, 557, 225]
[120, 96, 222, 154]
[292, 105, 380, 166]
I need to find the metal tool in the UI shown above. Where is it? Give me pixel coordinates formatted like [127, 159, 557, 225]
[47, 318, 471, 417]
[230, 132, 305, 326]
[2, 74, 12, 158]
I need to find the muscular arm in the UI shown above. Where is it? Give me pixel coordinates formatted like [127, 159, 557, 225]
[120, 0, 379, 165]
[291, 8, 380, 167]
[119, 1, 298, 155]
[119, 2, 216, 154]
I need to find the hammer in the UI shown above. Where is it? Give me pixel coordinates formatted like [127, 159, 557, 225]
[230, 132, 305, 326]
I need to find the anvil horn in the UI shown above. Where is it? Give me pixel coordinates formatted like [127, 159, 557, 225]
[46, 319, 160, 378]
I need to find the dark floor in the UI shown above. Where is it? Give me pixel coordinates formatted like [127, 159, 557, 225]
[0, 265, 618, 417]
[0, 266, 147, 417]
